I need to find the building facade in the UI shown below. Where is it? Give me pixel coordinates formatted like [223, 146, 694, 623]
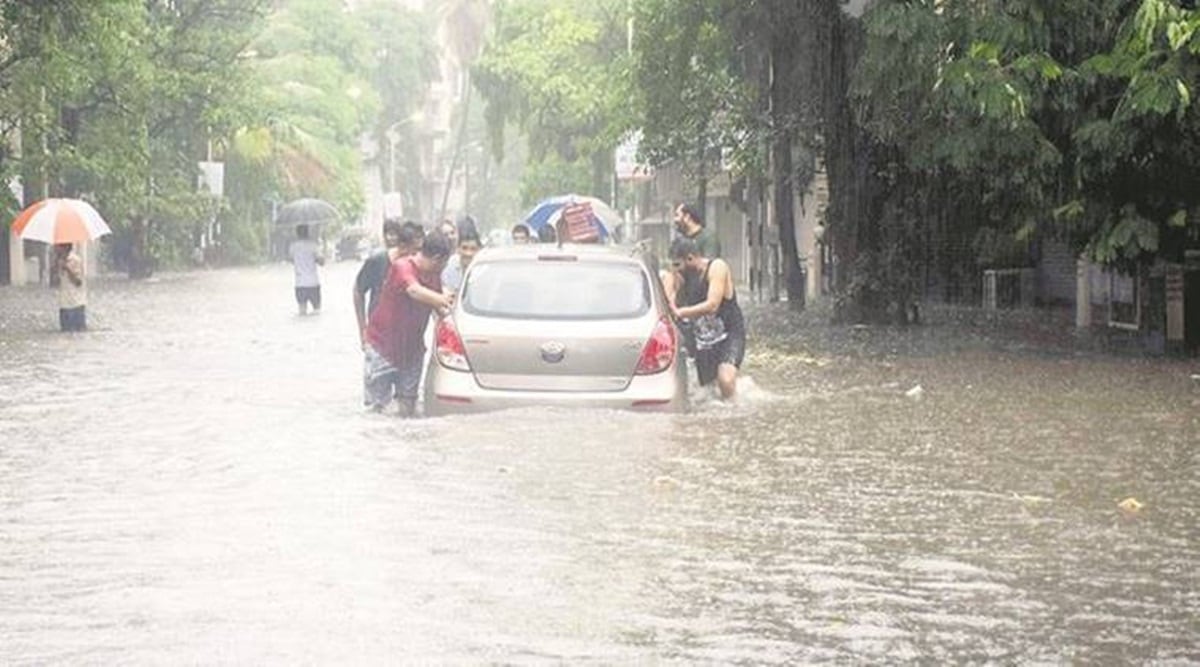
[633, 159, 827, 306]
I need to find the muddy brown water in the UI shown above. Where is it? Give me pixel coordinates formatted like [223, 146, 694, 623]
[1, 263, 1196, 662]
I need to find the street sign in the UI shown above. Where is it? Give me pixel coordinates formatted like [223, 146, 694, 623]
[197, 161, 224, 198]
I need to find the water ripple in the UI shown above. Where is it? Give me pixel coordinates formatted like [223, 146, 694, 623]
[0, 264, 1196, 662]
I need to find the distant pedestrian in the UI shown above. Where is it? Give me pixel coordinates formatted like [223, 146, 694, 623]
[437, 219, 459, 247]
[353, 219, 407, 345]
[442, 231, 482, 295]
[669, 237, 745, 400]
[54, 243, 86, 332]
[288, 224, 324, 315]
[511, 223, 532, 244]
[363, 232, 454, 416]
[438, 218, 462, 286]
[456, 215, 480, 240]
[190, 245, 206, 268]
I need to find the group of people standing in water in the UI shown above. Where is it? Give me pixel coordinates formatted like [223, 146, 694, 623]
[288, 201, 745, 415]
[350, 218, 479, 417]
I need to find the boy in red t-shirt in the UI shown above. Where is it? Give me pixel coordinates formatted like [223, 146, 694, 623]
[363, 232, 454, 416]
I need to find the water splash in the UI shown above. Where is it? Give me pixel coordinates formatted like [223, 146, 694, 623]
[685, 369, 780, 413]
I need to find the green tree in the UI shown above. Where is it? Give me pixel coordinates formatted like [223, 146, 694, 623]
[238, 0, 380, 215]
[436, 0, 490, 220]
[632, 0, 751, 206]
[2, 0, 432, 272]
[845, 0, 1200, 322]
[226, 0, 431, 252]
[632, 0, 834, 309]
[0, 0, 270, 276]
[473, 0, 634, 203]
[850, 1, 1096, 309]
[1068, 0, 1200, 266]
[360, 1, 436, 217]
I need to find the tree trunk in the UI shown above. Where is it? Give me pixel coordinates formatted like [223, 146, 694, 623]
[824, 12, 882, 322]
[590, 149, 609, 200]
[770, 35, 805, 310]
[695, 123, 708, 208]
[128, 215, 154, 280]
[771, 128, 804, 310]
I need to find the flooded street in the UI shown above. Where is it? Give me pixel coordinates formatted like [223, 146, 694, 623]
[1, 263, 1197, 663]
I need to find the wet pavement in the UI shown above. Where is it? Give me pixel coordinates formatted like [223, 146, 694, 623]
[1, 262, 1197, 663]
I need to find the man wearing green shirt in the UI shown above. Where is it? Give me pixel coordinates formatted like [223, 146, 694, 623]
[669, 202, 722, 360]
[673, 202, 721, 258]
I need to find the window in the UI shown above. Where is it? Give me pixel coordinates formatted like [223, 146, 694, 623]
[463, 261, 650, 320]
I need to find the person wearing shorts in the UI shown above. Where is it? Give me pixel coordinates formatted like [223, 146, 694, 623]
[362, 232, 454, 416]
[669, 236, 746, 401]
[288, 224, 324, 315]
[295, 285, 321, 312]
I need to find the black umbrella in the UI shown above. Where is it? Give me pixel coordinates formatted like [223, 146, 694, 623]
[275, 198, 341, 226]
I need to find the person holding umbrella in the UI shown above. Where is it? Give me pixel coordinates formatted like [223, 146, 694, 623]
[54, 243, 87, 331]
[10, 198, 111, 332]
[275, 197, 340, 315]
[289, 223, 325, 316]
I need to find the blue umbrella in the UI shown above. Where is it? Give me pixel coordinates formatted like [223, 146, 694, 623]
[521, 194, 620, 241]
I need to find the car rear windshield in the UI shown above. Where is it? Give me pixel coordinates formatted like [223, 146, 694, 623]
[462, 260, 651, 320]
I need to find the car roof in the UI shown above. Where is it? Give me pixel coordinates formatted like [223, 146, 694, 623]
[474, 243, 648, 266]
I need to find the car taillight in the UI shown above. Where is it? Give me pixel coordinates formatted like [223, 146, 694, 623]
[435, 318, 471, 371]
[635, 316, 676, 375]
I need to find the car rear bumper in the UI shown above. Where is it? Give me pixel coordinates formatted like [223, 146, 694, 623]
[423, 361, 688, 416]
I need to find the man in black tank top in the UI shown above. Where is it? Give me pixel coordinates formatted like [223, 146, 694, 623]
[668, 237, 746, 400]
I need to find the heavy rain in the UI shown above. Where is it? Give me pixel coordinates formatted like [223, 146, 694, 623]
[2, 0, 1199, 663]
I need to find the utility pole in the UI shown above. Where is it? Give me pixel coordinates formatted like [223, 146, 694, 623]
[613, 0, 633, 215]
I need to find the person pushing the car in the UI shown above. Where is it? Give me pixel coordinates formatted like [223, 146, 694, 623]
[362, 232, 454, 417]
[669, 236, 745, 401]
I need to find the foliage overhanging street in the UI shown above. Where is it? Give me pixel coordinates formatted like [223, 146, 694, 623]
[2, 0, 1198, 323]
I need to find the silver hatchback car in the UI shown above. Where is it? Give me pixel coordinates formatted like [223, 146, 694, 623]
[424, 243, 688, 415]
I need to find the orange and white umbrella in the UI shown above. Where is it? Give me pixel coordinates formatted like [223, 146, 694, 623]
[11, 198, 112, 244]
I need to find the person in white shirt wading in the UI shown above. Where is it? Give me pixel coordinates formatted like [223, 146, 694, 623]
[54, 243, 87, 331]
[288, 224, 325, 316]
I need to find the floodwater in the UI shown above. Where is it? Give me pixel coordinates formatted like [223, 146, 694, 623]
[1, 262, 1197, 663]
